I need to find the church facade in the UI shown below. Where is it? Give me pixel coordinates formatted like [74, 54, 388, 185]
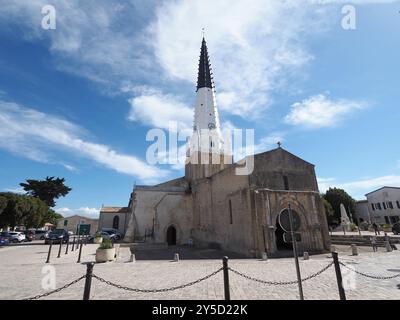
[99, 38, 330, 258]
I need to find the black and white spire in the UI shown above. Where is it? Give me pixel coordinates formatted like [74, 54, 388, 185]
[196, 37, 213, 91]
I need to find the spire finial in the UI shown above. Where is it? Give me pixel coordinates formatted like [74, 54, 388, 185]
[277, 141, 282, 148]
[202, 27, 205, 38]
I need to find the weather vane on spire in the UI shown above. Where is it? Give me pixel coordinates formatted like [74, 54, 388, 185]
[202, 27, 205, 38]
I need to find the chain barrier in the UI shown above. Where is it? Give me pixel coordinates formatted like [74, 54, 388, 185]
[23, 275, 86, 300]
[228, 262, 334, 286]
[92, 267, 224, 293]
[339, 262, 400, 280]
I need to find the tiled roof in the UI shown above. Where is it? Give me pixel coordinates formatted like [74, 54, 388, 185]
[100, 207, 129, 213]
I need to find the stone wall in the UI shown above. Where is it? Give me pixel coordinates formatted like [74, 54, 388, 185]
[190, 164, 255, 256]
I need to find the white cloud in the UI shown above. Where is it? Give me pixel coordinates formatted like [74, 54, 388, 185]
[0, 100, 169, 183]
[62, 164, 78, 172]
[0, 0, 336, 122]
[284, 94, 365, 128]
[3, 187, 25, 194]
[128, 88, 192, 130]
[56, 207, 100, 218]
[0, 1, 383, 125]
[318, 175, 400, 198]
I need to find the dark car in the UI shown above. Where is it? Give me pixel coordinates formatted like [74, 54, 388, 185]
[0, 233, 10, 246]
[392, 223, 400, 235]
[45, 229, 69, 244]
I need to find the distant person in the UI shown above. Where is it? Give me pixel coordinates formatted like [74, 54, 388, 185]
[188, 238, 193, 247]
[370, 236, 378, 252]
[383, 232, 397, 250]
[372, 223, 380, 235]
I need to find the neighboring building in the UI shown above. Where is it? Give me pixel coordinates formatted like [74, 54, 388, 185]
[365, 187, 400, 225]
[99, 37, 330, 257]
[98, 207, 130, 236]
[354, 200, 371, 224]
[57, 215, 99, 235]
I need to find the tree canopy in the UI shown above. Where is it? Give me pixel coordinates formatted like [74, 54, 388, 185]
[20, 176, 72, 207]
[0, 193, 61, 229]
[322, 188, 356, 225]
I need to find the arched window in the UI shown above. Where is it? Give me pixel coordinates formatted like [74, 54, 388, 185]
[112, 215, 119, 230]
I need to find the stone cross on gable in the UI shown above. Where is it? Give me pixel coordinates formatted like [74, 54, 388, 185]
[277, 141, 282, 148]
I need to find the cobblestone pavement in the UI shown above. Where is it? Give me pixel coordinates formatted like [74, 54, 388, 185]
[0, 243, 399, 300]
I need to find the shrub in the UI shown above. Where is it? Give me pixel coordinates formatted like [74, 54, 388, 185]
[99, 239, 113, 249]
[360, 222, 370, 231]
[95, 231, 102, 238]
[350, 223, 358, 232]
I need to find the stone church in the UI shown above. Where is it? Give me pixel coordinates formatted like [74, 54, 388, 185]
[99, 37, 330, 258]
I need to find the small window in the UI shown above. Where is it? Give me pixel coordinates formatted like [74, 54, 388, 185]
[388, 202, 393, 209]
[397, 201, 400, 209]
[371, 204, 375, 211]
[377, 203, 382, 210]
[63, 220, 68, 226]
[229, 200, 233, 225]
[283, 176, 289, 191]
[383, 202, 387, 210]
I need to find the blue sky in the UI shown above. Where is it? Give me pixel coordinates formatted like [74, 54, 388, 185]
[0, 0, 399, 218]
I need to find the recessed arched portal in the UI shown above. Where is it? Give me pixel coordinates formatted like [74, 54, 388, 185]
[166, 225, 177, 246]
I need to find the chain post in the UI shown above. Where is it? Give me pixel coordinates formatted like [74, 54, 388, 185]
[83, 262, 94, 300]
[332, 251, 346, 300]
[57, 240, 63, 258]
[46, 240, 53, 263]
[222, 256, 230, 300]
[72, 236, 75, 251]
[65, 238, 69, 255]
[77, 240, 83, 263]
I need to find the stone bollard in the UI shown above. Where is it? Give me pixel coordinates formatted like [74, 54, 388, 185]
[385, 241, 393, 252]
[129, 253, 136, 262]
[303, 252, 309, 260]
[330, 245, 336, 253]
[174, 253, 180, 262]
[351, 244, 358, 256]
[261, 252, 268, 261]
[114, 244, 120, 259]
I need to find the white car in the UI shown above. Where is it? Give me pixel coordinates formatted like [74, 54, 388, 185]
[8, 232, 26, 243]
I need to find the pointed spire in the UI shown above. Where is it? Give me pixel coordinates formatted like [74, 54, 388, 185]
[196, 37, 213, 91]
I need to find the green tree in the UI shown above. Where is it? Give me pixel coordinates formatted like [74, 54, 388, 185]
[322, 198, 336, 225]
[323, 188, 356, 225]
[0, 193, 50, 228]
[20, 176, 72, 207]
[44, 209, 64, 225]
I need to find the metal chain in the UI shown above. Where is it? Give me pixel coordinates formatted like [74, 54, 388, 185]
[23, 275, 86, 300]
[339, 262, 400, 280]
[92, 267, 223, 293]
[228, 262, 334, 286]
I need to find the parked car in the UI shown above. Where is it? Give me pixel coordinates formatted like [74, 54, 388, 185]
[0, 233, 10, 246]
[0, 231, 26, 243]
[101, 228, 123, 240]
[88, 231, 117, 243]
[44, 229, 70, 244]
[392, 223, 400, 235]
[34, 230, 49, 240]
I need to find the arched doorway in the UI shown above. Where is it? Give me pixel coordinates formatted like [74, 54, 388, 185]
[113, 216, 119, 230]
[166, 225, 177, 246]
[275, 215, 293, 251]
